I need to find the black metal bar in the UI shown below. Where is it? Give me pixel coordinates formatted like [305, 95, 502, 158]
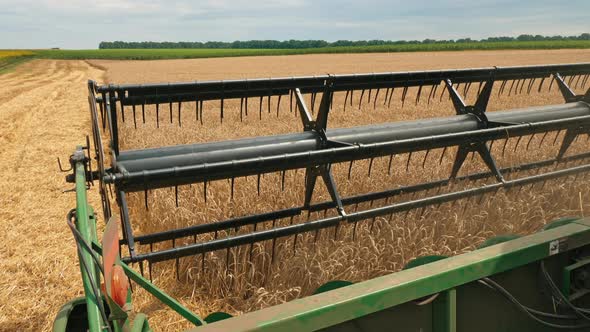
[123, 163, 590, 264]
[98, 63, 590, 106]
[108, 92, 120, 156]
[109, 104, 590, 192]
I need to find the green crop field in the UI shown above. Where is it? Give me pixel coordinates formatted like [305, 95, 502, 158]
[33, 40, 590, 60]
[1, 40, 589, 68]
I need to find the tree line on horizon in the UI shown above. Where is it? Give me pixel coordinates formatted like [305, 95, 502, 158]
[99, 33, 590, 49]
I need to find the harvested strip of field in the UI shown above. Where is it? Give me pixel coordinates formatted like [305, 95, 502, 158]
[0, 60, 103, 331]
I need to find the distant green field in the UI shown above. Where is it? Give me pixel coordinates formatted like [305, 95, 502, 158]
[33, 40, 590, 60]
[1, 40, 589, 70]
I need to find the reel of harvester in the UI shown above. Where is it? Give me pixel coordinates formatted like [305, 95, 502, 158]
[90, 63, 590, 268]
[56, 62, 590, 331]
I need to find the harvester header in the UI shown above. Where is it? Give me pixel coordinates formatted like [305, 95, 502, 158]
[56, 62, 590, 331]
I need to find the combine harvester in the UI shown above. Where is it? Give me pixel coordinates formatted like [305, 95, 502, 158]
[55, 63, 590, 331]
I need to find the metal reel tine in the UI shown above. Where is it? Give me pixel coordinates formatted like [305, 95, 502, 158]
[132, 105, 137, 129]
[427, 85, 435, 105]
[175, 185, 179, 207]
[142, 102, 146, 124]
[432, 84, 439, 102]
[439, 146, 447, 165]
[358, 89, 365, 110]
[292, 233, 298, 252]
[267, 95, 271, 114]
[199, 101, 204, 125]
[311, 92, 317, 113]
[276, 94, 282, 117]
[367, 89, 372, 104]
[149, 261, 153, 282]
[289, 90, 294, 113]
[422, 149, 430, 168]
[401, 86, 408, 107]
[169, 101, 173, 123]
[464, 82, 471, 97]
[155, 103, 160, 128]
[257, 173, 261, 195]
[178, 102, 182, 127]
[406, 152, 412, 172]
[549, 76, 556, 91]
[508, 79, 516, 96]
[239, 97, 244, 122]
[245, 97, 249, 117]
[537, 77, 546, 93]
[259, 96, 263, 120]
[498, 80, 507, 96]
[220, 98, 224, 124]
[144, 189, 149, 210]
[230, 177, 235, 200]
[415, 85, 423, 105]
[502, 138, 509, 157]
[373, 88, 380, 109]
[574, 74, 582, 89]
[368, 158, 374, 177]
[203, 181, 207, 202]
[553, 130, 563, 145]
[519, 78, 527, 94]
[344, 90, 350, 112]
[348, 160, 354, 180]
[525, 133, 536, 150]
[388, 87, 395, 107]
[538, 131, 549, 147]
[439, 84, 446, 101]
[281, 170, 286, 191]
[513, 136, 523, 152]
[526, 78, 536, 94]
[350, 90, 354, 107]
[388, 154, 394, 175]
[383, 88, 390, 106]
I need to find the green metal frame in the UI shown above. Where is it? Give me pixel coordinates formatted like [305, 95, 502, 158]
[562, 256, 590, 300]
[73, 151, 105, 332]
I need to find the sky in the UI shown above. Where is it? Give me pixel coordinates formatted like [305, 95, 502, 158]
[1, 0, 589, 49]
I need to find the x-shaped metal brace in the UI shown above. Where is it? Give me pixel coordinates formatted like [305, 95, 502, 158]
[445, 78, 505, 183]
[449, 142, 504, 183]
[304, 164, 346, 216]
[294, 80, 347, 216]
[553, 73, 590, 160]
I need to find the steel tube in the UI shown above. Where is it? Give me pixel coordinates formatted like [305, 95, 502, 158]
[112, 102, 590, 191]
